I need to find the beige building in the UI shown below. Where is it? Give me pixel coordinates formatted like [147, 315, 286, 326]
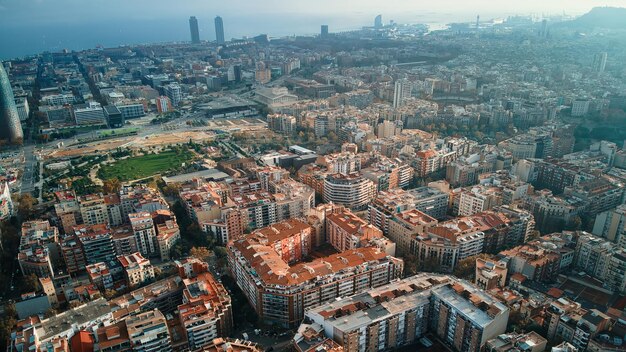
[126, 309, 172, 352]
[118, 252, 155, 287]
[387, 209, 438, 256]
[178, 272, 233, 350]
[475, 257, 508, 290]
[156, 220, 180, 260]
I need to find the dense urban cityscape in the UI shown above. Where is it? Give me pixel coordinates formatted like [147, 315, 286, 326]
[1, 3, 626, 352]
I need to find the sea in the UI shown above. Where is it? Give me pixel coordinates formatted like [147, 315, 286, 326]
[0, 12, 480, 60]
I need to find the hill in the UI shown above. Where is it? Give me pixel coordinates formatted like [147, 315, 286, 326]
[562, 7, 626, 30]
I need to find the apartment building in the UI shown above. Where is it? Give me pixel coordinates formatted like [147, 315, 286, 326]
[129, 212, 158, 258]
[302, 274, 508, 352]
[156, 220, 180, 261]
[178, 272, 233, 350]
[118, 252, 155, 287]
[368, 188, 418, 235]
[408, 186, 449, 220]
[72, 223, 116, 265]
[86, 262, 113, 291]
[126, 309, 172, 352]
[413, 216, 488, 272]
[326, 209, 379, 252]
[227, 237, 404, 327]
[475, 258, 508, 290]
[323, 173, 375, 211]
[387, 209, 438, 256]
[249, 219, 313, 264]
[18, 220, 60, 278]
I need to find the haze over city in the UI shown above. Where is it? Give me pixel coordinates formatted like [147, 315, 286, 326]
[1, 0, 625, 58]
[1, 1, 626, 352]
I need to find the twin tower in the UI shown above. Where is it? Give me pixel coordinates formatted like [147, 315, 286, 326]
[189, 16, 225, 45]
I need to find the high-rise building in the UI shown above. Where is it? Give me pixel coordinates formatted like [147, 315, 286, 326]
[164, 84, 182, 107]
[392, 80, 411, 108]
[323, 173, 375, 211]
[593, 52, 608, 73]
[539, 19, 548, 38]
[320, 25, 329, 38]
[214, 16, 225, 45]
[129, 212, 158, 257]
[0, 63, 23, 144]
[189, 16, 200, 44]
[0, 181, 14, 220]
[374, 14, 382, 28]
[178, 272, 233, 350]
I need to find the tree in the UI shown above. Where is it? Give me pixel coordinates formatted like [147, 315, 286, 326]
[44, 308, 58, 318]
[418, 256, 441, 272]
[146, 179, 159, 190]
[102, 178, 122, 194]
[162, 184, 181, 197]
[328, 131, 338, 143]
[104, 289, 117, 299]
[190, 246, 211, 260]
[565, 216, 583, 231]
[17, 193, 37, 219]
[25, 273, 41, 292]
[453, 254, 491, 280]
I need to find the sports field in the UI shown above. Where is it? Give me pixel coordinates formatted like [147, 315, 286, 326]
[98, 150, 194, 181]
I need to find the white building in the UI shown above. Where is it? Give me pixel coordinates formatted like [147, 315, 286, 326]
[164, 84, 182, 107]
[129, 212, 158, 257]
[323, 173, 375, 210]
[74, 102, 106, 125]
[0, 182, 14, 220]
[393, 80, 412, 108]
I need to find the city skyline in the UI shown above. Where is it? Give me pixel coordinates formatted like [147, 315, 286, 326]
[1, 1, 626, 351]
[0, 1, 625, 58]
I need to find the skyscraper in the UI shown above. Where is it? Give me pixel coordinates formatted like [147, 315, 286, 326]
[320, 25, 329, 38]
[393, 80, 412, 108]
[189, 16, 200, 44]
[0, 63, 23, 144]
[215, 16, 225, 45]
[593, 52, 608, 73]
[374, 15, 382, 29]
[539, 19, 548, 38]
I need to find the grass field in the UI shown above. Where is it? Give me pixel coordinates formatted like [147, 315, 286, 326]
[98, 150, 194, 181]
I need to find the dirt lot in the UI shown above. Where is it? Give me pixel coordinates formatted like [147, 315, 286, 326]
[45, 130, 217, 159]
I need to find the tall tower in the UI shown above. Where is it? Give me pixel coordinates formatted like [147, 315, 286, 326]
[189, 16, 200, 44]
[540, 19, 548, 38]
[0, 63, 23, 144]
[593, 52, 608, 73]
[215, 16, 225, 45]
[393, 80, 412, 108]
[476, 15, 480, 29]
[374, 15, 383, 29]
[321, 25, 329, 38]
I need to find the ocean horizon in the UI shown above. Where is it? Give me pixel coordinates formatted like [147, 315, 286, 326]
[0, 12, 485, 60]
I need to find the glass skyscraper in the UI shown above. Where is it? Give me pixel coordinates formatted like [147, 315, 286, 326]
[215, 16, 225, 45]
[0, 63, 23, 144]
[189, 16, 200, 44]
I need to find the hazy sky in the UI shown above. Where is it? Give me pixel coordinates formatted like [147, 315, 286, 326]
[1, 0, 625, 25]
[1, 0, 625, 58]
